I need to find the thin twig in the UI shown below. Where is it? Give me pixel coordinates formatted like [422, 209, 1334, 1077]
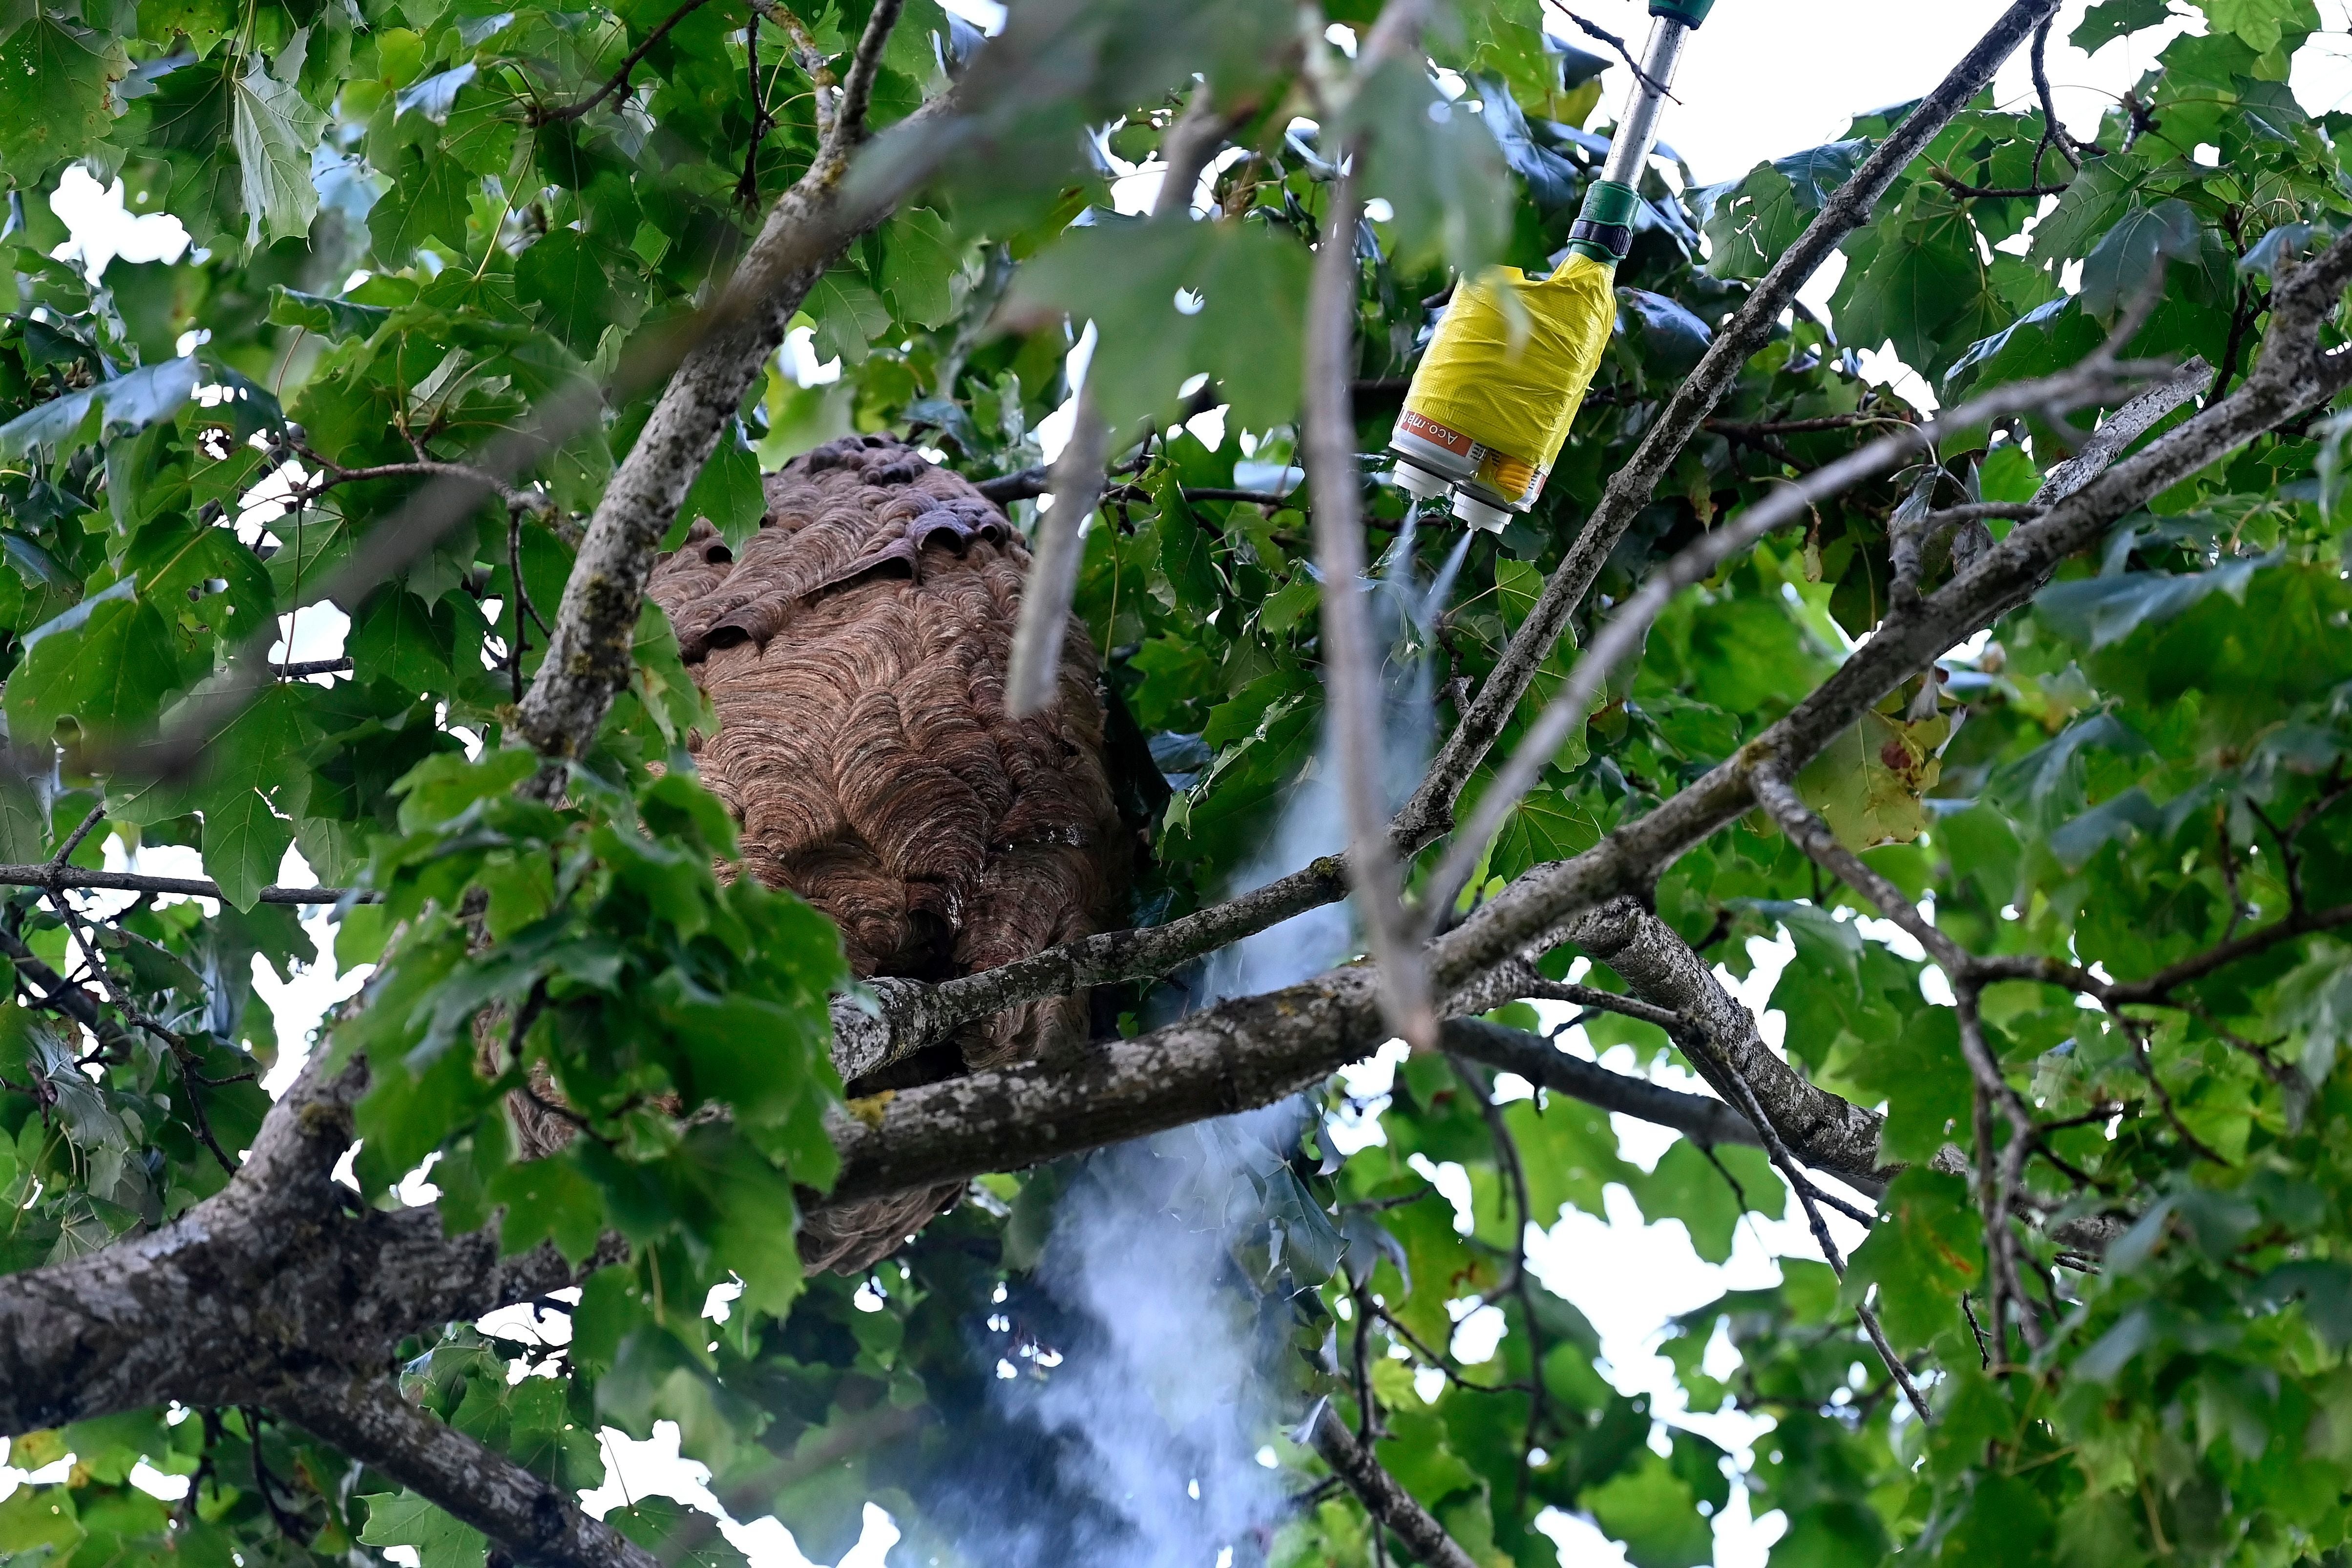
[1932, 170, 2071, 200]
[0, 864, 367, 904]
[1712, 1048, 1929, 1421]
[2031, 17, 2083, 169]
[50, 804, 105, 868]
[529, 0, 719, 124]
[1540, 0, 1675, 100]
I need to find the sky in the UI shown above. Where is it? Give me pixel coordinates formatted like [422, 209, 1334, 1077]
[12, 2, 2352, 1565]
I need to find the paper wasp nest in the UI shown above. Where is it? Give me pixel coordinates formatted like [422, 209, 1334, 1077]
[645, 436, 1128, 1273]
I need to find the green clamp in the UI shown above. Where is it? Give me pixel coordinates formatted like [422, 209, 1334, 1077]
[1566, 180, 1640, 263]
[1648, 0, 1715, 25]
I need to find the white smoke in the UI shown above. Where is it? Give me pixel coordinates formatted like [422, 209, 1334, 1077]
[960, 507, 1465, 1568]
[979, 1106, 1304, 1568]
[1200, 514, 1459, 1001]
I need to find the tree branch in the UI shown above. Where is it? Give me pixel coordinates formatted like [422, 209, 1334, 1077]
[2030, 16, 2083, 171]
[1297, 0, 1438, 1049]
[278, 1377, 660, 1568]
[1423, 226, 2352, 998]
[529, 0, 720, 125]
[1304, 1400, 1480, 1568]
[0, 864, 366, 904]
[1306, 163, 1434, 1052]
[1419, 350, 2147, 929]
[1003, 387, 1106, 716]
[514, 0, 915, 777]
[1556, 899, 1897, 1188]
[1440, 1018, 1765, 1155]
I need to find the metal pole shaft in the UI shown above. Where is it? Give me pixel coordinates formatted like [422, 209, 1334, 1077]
[1598, 18, 1689, 188]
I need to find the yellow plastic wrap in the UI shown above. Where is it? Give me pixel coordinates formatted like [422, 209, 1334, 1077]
[1400, 253, 1617, 476]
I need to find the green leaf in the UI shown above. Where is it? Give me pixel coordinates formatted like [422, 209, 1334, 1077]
[2030, 155, 2142, 265]
[1584, 1449, 1714, 1568]
[488, 1150, 608, 1262]
[3, 583, 184, 743]
[879, 206, 962, 329]
[1509, 1088, 1638, 1222]
[1343, 55, 1511, 274]
[1373, 1407, 1480, 1505]
[517, 229, 621, 351]
[2199, 0, 2319, 51]
[2277, 939, 2352, 1086]
[681, 425, 767, 549]
[1008, 216, 1309, 434]
[607, 1497, 750, 1568]
[231, 40, 328, 249]
[0, 1482, 86, 1562]
[269, 286, 393, 339]
[191, 687, 317, 910]
[804, 270, 892, 366]
[2073, 0, 2171, 51]
[1154, 478, 1223, 610]
[369, 142, 475, 263]
[2079, 200, 2203, 323]
[0, 357, 200, 463]
[1793, 710, 1949, 850]
[1632, 1139, 1780, 1264]
[350, 587, 455, 694]
[2037, 550, 2276, 649]
[202, 788, 295, 912]
[0, 12, 128, 176]
[1839, 1169, 1980, 1351]
[358, 1493, 486, 1568]
[1835, 211, 1982, 371]
[0, 767, 49, 863]
[1770, 1500, 1893, 1567]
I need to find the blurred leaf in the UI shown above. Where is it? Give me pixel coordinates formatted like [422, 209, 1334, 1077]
[1585, 1449, 1713, 1568]
[231, 42, 328, 248]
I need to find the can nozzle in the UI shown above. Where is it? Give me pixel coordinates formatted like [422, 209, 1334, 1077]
[1390, 461, 1451, 505]
[1450, 491, 1511, 534]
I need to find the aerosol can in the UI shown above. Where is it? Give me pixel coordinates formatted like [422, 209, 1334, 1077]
[1389, 0, 1715, 532]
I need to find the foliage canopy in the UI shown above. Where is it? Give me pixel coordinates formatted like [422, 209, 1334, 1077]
[4, 0, 2352, 1565]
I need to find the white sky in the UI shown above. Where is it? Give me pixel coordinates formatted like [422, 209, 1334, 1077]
[20, 2, 2335, 1563]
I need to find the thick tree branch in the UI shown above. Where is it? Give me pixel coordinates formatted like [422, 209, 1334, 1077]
[1558, 899, 1895, 1188]
[1440, 1017, 1766, 1156]
[514, 0, 911, 777]
[1305, 1401, 1480, 1568]
[819, 970, 1389, 1207]
[279, 1377, 659, 1568]
[2031, 357, 2214, 502]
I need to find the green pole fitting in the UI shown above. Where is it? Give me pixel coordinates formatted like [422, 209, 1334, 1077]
[1648, 0, 1715, 25]
[1566, 180, 1641, 263]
